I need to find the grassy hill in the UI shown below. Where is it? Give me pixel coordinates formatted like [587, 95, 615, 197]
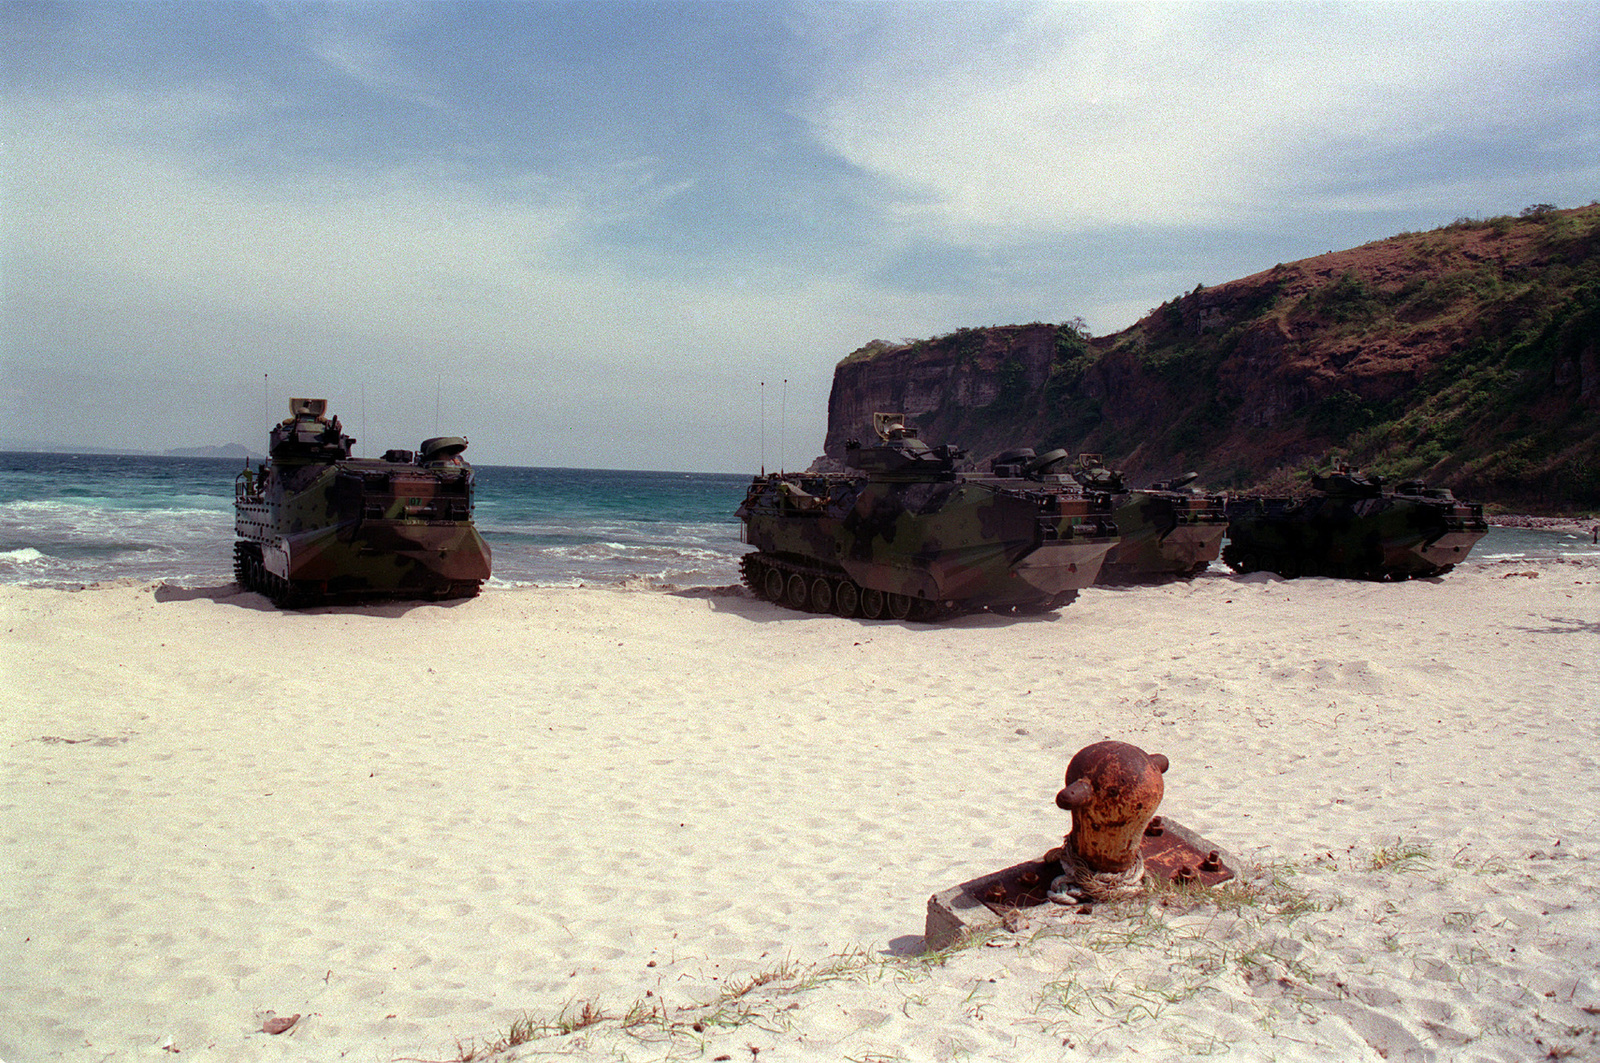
[824, 203, 1600, 511]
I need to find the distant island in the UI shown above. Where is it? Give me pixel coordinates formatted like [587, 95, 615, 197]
[0, 442, 264, 461]
[164, 444, 261, 460]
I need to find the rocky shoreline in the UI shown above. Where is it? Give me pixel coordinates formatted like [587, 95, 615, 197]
[1489, 514, 1600, 538]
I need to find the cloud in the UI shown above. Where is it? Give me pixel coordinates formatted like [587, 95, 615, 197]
[793, 2, 1600, 238]
[8, 87, 566, 342]
[1, 75, 896, 467]
[296, 4, 450, 113]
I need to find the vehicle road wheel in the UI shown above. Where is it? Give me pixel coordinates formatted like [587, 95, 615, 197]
[267, 574, 292, 607]
[785, 573, 810, 609]
[887, 592, 914, 620]
[860, 587, 886, 619]
[764, 566, 785, 602]
[809, 577, 834, 613]
[833, 580, 859, 618]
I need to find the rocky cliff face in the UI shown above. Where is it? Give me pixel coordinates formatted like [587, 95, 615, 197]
[824, 324, 1061, 457]
[819, 204, 1600, 508]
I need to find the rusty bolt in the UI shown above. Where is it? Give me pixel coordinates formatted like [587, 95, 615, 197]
[1020, 870, 1040, 886]
[1144, 816, 1165, 837]
[1200, 850, 1223, 873]
[1174, 864, 1198, 885]
[983, 883, 1008, 903]
[1056, 741, 1169, 874]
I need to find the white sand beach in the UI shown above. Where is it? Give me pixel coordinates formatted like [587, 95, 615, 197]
[3, 559, 1597, 1062]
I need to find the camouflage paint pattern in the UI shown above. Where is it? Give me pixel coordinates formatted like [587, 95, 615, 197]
[234, 400, 490, 606]
[736, 429, 1116, 619]
[1069, 460, 1226, 582]
[1222, 469, 1488, 580]
[1097, 489, 1227, 582]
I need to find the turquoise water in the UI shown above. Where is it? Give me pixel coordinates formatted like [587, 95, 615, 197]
[0, 452, 752, 589]
[0, 451, 1594, 590]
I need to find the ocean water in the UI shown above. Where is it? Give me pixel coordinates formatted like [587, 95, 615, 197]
[0, 451, 1595, 591]
[0, 452, 754, 590]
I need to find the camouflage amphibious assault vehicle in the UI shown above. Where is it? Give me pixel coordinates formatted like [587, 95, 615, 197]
[1222, 466, 1487, 580]
[1070, 455, 1228, 583]
[736, 415, 1118, 620]
[234, 398, 491, 606]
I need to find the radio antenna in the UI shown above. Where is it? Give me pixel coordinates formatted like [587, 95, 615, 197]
[759, 380, 766, 475]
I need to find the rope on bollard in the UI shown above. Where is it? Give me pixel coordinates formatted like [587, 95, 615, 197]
[1047, 839, 1147, 903]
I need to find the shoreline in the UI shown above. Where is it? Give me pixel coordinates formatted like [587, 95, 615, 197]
[1488, 513, 1599, 537]
[4, 560, 1597, 1062]
[4, 512, 1596, 599]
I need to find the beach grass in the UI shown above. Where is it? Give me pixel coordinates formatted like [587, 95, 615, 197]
[440, 838, 1568, 1061]
[443, 858, 1354, 1060]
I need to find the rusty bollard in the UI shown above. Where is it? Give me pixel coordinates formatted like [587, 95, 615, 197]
[1049, 740, 1169, 901]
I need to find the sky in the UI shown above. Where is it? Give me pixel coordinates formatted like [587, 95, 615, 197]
[3, 1, 1598, 472]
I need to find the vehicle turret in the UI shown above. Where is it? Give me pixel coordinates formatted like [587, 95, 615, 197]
[268, 397, 356, 464]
